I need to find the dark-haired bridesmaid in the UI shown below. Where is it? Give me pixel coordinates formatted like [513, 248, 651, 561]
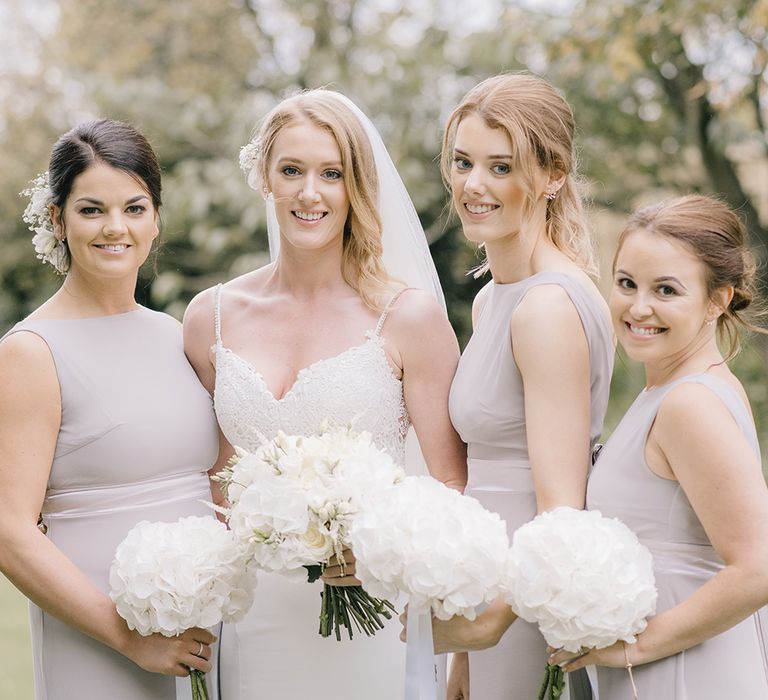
[0, 120, 219, 699]
[552, 195, 768, 697]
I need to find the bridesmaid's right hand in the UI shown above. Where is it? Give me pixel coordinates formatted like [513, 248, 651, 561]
[122, 626, 216, 677]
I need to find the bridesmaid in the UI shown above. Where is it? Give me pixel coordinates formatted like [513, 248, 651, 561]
[552, 195, 768, 697]
[429, 73, 614, 699]
[0, 120, 219, 699]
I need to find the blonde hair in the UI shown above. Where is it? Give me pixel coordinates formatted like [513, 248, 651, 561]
[441, 72, 596, 276]
[615, 195, 766, 359]
[248, 89, 397, 310]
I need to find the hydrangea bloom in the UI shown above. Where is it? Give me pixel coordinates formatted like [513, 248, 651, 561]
[109, 515, 255, 637]
[349, 475, 511, 620]
[504, 506, 657, 652]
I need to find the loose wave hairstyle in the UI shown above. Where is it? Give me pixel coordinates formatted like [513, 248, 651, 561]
[442, 72, 596, 276]
[614, 195, 766, 359]
[248, 90, 396, 310]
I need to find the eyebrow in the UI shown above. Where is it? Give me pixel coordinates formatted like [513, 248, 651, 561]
[615, 269, 687, 288]
[276, 158, 343, 167]
[453, 147, 514, 160]
[74, 195, 150, 205]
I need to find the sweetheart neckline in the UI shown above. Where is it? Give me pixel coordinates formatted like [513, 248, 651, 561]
[215, 332, 401, 403]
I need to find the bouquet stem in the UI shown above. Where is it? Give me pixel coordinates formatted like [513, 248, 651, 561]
[536, 663, 564, 700]
[190, 669, 209, 700]
[318, 583, 396, 640]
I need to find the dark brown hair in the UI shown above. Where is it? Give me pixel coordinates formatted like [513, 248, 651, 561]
[49, 119, 161, 210]
[47, 119, 162, 272]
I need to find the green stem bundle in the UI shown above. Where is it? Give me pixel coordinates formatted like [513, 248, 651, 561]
[190, 669, 209, 700]
[318, 583, 396, 640]
[536, 663, 564, 700]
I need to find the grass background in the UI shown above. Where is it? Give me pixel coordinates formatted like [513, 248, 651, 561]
[1, 574, 34, 699]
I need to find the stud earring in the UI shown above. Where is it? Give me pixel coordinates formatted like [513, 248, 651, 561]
[705, 318, 716, 326]
[545, 191, 557, 201]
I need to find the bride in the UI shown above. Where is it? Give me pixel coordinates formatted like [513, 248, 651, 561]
[183, 89, 467, 698]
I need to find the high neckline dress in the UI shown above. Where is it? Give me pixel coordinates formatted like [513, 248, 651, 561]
[4, 308, 220, 699]
[588, 372, 768, 698]
[449, 271, 615, 700]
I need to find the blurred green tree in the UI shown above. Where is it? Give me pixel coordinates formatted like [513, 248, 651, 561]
[1, 0, 766, 449]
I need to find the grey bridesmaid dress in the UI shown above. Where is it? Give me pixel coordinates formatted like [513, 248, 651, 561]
[588, 373, 768, 698]
[3, 308, 219, 700]
[449, 271, 614, 699]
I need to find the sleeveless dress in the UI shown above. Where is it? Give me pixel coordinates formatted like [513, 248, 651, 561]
[588, 373, 768, 699]
[213, 285, 409, 699]
[449, 271, 614, 700]
[2, 308, 220, 700]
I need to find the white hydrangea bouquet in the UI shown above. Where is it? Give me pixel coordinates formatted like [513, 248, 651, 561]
[349, 476, 511, 700]
[214, 426, 405, 640]
[109, 515, 256, 700]
[504, 507, 657, 700]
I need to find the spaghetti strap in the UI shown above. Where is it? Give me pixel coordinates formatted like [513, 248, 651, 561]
[374, 288, 410, 336]
[213, 283, 223, 346]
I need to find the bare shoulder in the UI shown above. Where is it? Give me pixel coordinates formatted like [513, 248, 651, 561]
[656, 380, 744, 439]
[384, 288, 452, 334]
[223, 265, 275, 299]
[0, 330, 55, 367]
[382, 289, 458, 366]
[510, 283, 590, 377]
[183, 285, 218, 331]
[0, 330, 59, 400]
[651, 378, 761, 484]
[512, 283, 582, 334]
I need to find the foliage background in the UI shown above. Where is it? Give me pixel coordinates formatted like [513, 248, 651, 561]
[1, 0, 767, 695]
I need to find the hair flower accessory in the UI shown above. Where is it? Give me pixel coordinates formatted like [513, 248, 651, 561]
[239, 141, 261, 190]
[21, 171, 69, 274]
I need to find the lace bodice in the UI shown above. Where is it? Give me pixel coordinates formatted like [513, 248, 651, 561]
[213, 285, 410, 465]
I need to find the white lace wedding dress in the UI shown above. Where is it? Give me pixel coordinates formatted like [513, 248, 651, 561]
[213, 285, 409, 698]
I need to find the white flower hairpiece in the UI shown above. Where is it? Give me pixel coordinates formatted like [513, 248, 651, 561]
[239, 140, 261, 190]
[20, 172, 69, 274]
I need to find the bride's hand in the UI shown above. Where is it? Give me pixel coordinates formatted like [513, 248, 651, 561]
[322, 547, 362, 587]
